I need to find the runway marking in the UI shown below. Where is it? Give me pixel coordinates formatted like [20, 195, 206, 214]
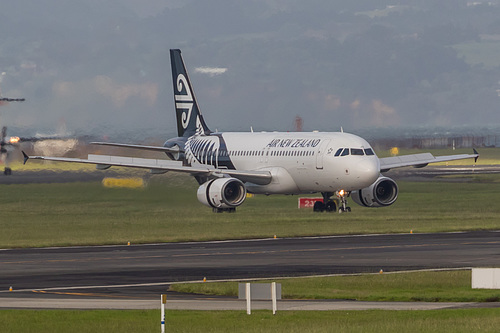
[2, 240, 500, 264]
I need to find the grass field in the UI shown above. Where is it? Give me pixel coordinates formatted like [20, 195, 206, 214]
[3, 308, 500, 332]
[1, 172, 500, 248]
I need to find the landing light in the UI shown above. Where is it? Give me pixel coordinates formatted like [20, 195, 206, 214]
[338, 189, 345, 197]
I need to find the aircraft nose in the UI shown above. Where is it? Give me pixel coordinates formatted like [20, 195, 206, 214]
[356, 158, 379, 183]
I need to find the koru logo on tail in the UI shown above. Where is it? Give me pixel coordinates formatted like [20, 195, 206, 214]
[174, 74, 193, 129]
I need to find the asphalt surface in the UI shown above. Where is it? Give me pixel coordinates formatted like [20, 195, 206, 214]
[1, 231, 500, 301]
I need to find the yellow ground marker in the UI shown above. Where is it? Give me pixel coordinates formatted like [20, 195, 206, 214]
[102, 177, 145, 189]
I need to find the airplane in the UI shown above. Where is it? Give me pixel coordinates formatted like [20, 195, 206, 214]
[1, 125, 65, 175]
[0, 95, 26, 175]
[0, 126, 19, 175]
[23, 49, 479, 213]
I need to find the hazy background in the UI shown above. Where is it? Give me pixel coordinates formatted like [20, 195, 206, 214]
[1, 0, 500, 141]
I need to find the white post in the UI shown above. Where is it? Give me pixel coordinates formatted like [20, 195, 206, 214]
[161, 294, 166, 333]
[271, 282, 277, 315]
[246, 283, 251, 315]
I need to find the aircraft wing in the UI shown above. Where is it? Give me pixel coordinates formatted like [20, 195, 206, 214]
[379, 149, 479, 172]
[23, 153, 272, 185]
[91, 142, 183, 154]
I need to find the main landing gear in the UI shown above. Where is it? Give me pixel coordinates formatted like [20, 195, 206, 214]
[313, 191, 351, 213]
[212, 207, 236, 213]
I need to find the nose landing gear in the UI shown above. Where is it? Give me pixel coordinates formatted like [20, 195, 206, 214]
[313, 191, 351, 213]
[337, 190, 351, 213]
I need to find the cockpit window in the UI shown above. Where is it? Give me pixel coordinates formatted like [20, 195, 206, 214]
[334, 147, 375, 157]
[351, 148, 364, 156]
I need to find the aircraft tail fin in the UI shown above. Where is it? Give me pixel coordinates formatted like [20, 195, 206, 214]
[170, 49, 211, 137]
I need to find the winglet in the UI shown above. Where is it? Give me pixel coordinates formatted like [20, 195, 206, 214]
[473, 148, 479, 163]
[22, 151, 29, 165]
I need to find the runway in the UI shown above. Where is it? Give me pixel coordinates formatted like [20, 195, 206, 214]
[1, 231, 500, 301]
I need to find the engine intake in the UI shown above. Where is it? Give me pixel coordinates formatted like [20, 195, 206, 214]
[351, 176, 398, 207]
[197, 178, 247, 209]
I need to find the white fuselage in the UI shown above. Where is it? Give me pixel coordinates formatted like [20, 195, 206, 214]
[186, 131, 380, 195]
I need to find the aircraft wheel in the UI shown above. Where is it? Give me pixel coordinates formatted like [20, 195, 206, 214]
[4, 167, 12, 176]
[313, 201, 325, 212]
[325, 201, 337, 212]
[346, 207, 351, 212]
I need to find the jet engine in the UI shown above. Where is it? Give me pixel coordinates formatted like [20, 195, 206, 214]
[351, 176, 398, 207]
[197, 178, 247, 210]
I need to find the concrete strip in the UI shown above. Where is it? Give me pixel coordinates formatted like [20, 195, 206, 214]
[0, 298, 479, 311]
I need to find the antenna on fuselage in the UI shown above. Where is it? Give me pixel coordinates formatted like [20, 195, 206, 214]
[341, 127, 344, 133]
[250, 126, 254, 133]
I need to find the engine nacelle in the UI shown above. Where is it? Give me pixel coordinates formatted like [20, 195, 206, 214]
[351, 176, 398, 208]
[197, 178, 247, 209]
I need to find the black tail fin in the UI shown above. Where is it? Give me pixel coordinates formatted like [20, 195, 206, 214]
[170, 49, 211, 137]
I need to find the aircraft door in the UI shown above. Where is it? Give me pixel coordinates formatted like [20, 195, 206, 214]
[315, 139, 330, 169]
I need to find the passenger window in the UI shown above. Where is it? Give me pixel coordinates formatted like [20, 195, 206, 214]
[351, 148, 364, 156]
[364, 148, 375, 156]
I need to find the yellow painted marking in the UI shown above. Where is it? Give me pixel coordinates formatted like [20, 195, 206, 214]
[102, 177, 145, 188]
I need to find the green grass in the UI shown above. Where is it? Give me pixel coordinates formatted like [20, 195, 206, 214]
[171, 270, 500, 302]
[1, 173, 500, 248]
[3, 309, 500, 332]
